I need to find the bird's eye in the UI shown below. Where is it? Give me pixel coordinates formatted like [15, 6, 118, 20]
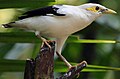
[95, 6, 100, 10]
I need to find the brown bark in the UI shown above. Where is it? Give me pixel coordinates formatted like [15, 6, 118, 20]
[24, 41, 55, 79]
[24, 41, 87, 79]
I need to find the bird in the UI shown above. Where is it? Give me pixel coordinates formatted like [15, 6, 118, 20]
[2, 3, 116, 69]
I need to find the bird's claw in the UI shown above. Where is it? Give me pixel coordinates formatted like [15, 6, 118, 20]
[41, 40, 53, 49]
[68, 61, 87, 78]
[39, 36, 52, 49]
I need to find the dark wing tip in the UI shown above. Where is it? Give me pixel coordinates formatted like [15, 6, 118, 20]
[18, 5, 66, 20]
[2, 24, 12, 28]
[18, 6, 53, 20]
[2, 22, 15, 28]
[18, 15, 28, 19]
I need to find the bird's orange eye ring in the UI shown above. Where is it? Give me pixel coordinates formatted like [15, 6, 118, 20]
[95, 6, 100, 10]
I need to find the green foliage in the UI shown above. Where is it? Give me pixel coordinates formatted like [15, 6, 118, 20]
[0, 32, 119, 43]
[0, 0, 120, 79]
[1, 59, 120, 72]
[0, 0, 54, 8]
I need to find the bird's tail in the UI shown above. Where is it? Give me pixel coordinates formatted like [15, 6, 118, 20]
[2, 22, 15, 28]
[2, 24, 12, 28]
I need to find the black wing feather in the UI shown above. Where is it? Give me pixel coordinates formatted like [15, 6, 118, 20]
[19, 5, 65, 19]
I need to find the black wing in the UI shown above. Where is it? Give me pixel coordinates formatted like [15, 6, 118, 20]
[19, 5, 65, 19]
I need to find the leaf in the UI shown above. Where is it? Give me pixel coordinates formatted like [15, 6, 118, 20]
[0, 32, 119, 43]
[0, 59, 25, 72]
[0, 43, 15, 58]
[0, 32, 41, 43]
[55, 62, 120, 72]
[0, 59, 120, 72]
[0, 0, 55, 8]
[87, 65, 120, 71]
[67, 35, 120, 43]
[68, 39, 118, 43]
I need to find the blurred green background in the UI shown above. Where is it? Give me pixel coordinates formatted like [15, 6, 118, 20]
[0, 0, 120, 79]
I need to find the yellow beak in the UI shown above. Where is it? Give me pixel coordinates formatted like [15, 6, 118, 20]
[103, 9, 117, 14]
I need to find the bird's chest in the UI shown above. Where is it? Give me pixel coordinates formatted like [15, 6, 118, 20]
[59, 15, 91, 34]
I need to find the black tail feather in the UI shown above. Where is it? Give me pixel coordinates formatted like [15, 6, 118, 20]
[2, 22, 15, 28]
[2, 24, 13, 28]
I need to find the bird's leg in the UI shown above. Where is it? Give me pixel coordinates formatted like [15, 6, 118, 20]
[35, 31, 51, 49]
[56, 37, 72, 68]
[56, 51, 72, 69]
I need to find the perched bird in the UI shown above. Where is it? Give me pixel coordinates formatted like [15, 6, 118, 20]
[2, 3, 116, 68]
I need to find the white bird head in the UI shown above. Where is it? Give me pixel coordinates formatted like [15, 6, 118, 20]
[79, 3, 117, 19]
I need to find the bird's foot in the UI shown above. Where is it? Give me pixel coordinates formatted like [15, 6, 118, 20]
[42, 40, 51, 49]
[35, 31, 53, 49]
[41, 39, 55, 50]
[68, 60, 87, 70]
[68, 61, 87, 78]
[40, 37, 55, 50]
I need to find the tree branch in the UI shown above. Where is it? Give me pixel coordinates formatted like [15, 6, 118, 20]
[24, 41, 55, 79]
[24, 41, 87, 79]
